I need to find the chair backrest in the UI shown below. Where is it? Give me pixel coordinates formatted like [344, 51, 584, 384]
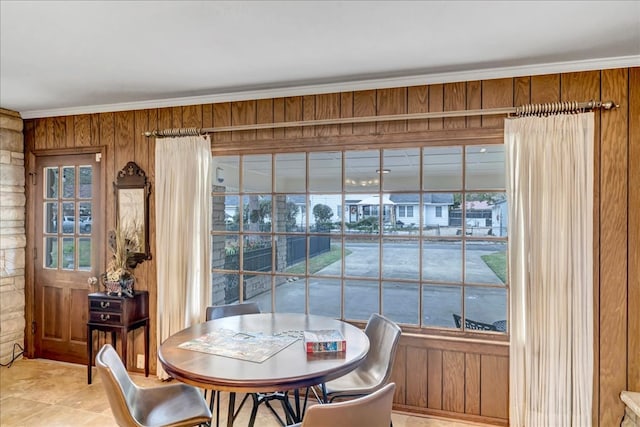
[302, 382, 396, 427]
[95, 344, 141, 426]
[357, 314, 402, 386]
[206, 301, 261, 321]
[453, 313, 497, 331]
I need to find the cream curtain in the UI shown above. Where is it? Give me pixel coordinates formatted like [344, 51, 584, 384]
[505, 113, 594, 426]
[155, 135, 212, 379]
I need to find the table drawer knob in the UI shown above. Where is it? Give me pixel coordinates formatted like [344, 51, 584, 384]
[100, 314, 111, 321]
[100, 301, 110, 309]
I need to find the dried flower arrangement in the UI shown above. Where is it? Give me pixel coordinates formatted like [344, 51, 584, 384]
[102, 222, 140, 297]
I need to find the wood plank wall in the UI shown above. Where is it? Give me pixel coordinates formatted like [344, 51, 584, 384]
[22, 67, 638, 426]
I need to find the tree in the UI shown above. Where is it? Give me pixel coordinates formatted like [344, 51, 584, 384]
[313, 204, 333, 225]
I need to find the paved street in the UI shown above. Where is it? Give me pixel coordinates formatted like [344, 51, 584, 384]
[248, 241, 507, 330]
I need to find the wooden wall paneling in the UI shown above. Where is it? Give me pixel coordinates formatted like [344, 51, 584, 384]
[256, 99, 273, 140]
[315, 93, 340, 137]
[405, 346, 428, 407]
[114, 111, 135, 171]
[481, 78, 513, 128]
[65, 116, 74, 148]
[51, 117, 66, 149]
[427, 348, 443, 409]
[428, 84, 444, 130]
[559, 70, 601, 425]
[513, 76, 531, 107]
[390, 344, 407, 404]
[303, 95, 315, 138]
[90, 114, 100, 147]
[147, 107, 160, 374]
[74, 115, 91, 147]
[629, 67, 640, 392]
[442, 350, 465, 413]
[202, 104, 214, 131]
[33, 119, 47, 151]
[376, 87, 407, 134]
[407, 86, 428, 132]
[284, 97, 303, 139]
[464, 353, 481, 415]
[340, 92, 354, 136]
[182, 104, 202, 129]
[466, 81, 481, 128]
[273, 98, 285, 140]
[480, 355, 508, 419]
[599, 68, 628, 427]
[352, 90, 376, 135]
[231, 101, 256, 141]
[530, 74, 560, 104]
[444, 82, 466, 129]
[171, 106, 182, 129]
[213, 103, 232, 143]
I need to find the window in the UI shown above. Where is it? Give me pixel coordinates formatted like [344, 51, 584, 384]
[211, 145, 508, 333]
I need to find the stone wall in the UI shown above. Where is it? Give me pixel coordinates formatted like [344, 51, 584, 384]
[0, 108, 25, 364]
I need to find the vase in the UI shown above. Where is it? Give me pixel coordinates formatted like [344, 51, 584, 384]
[102, 275, 135, 297]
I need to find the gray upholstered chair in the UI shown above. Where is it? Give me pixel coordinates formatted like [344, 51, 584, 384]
[322, 313, 401, 403]
[293, 383, 395, 427]
[96, 344, 211, 427]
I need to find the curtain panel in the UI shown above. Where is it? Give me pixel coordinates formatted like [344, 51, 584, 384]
[155, 135, 212, 379]
[506, 113, 594, 427]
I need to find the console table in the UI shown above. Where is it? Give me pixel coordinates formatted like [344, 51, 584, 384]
[87, 290, 149, 384]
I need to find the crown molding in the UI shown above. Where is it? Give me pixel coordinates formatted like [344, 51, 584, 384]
[20, 55, 640, 119]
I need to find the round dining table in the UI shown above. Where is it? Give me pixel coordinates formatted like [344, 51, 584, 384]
[158, 313, 369, 426]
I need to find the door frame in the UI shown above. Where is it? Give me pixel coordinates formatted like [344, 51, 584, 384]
[24, 146, 107, 358]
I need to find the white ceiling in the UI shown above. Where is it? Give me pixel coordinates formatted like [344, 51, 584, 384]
[1, 1, 639, 119]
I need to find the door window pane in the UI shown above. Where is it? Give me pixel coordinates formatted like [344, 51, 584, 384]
[78, 237, 91, 271]
[61, 237, 75, 270]
[62, 202, 75, 234]
[62, 166, 75, 198]
[79, 202, 92, 234]
[45, 202, 58, 233]
[44, 237, 58, 269]
[45, 167, 59, 198]
[79, 166, 93, 198]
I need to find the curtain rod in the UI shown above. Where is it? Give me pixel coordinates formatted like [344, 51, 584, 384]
[144, 100, 617, 138]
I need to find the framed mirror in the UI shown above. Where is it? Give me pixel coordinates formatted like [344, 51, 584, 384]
[114, 161, 151, 267]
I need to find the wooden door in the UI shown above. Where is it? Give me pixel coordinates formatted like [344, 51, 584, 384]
[34, 153, 103, 364]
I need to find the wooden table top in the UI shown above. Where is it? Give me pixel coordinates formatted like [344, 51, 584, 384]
[158, 313, 370, 392]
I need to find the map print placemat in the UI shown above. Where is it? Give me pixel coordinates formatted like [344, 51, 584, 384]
[178, 328, 299, 363]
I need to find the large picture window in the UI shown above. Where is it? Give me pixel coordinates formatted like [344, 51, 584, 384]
[211, 144, 508, 333]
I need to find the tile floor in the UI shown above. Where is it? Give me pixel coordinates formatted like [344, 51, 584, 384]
[1, 358, 484, 426]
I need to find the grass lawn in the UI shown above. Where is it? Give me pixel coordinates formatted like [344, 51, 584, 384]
[481, 251, 507, 284]
[286, 245, 352, 275]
